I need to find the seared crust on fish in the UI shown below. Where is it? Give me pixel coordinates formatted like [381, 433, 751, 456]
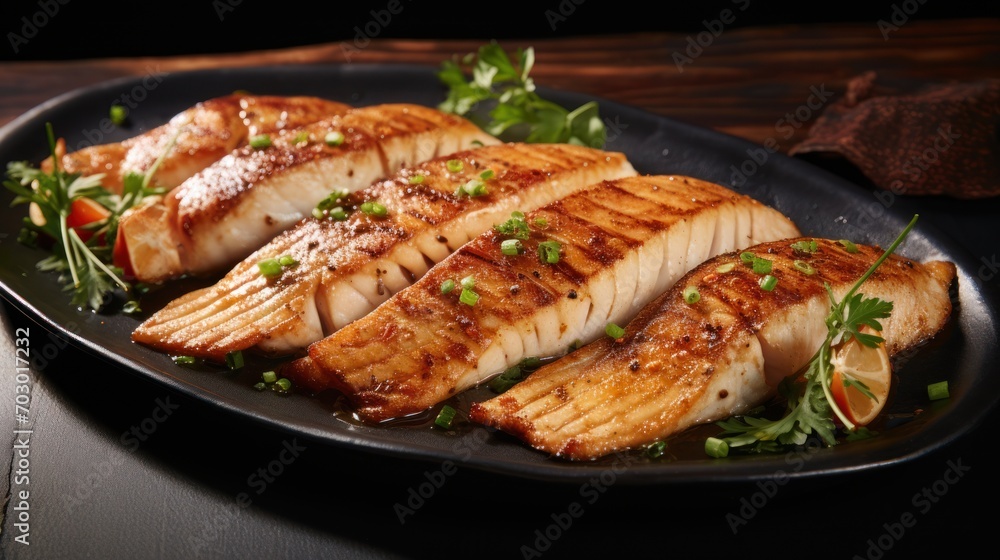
[469, 239, 956, 460]
[286, 175, 800, 422]
[131, 143, 636, 360]
[48, 93, 352, 193]
[116, 103, 498, 283]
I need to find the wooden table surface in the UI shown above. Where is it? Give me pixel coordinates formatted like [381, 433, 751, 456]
[1, 17, 999, 560]
[2, 18, 998, 149]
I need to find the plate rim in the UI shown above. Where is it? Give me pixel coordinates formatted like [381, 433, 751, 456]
[1, 62, 998, 485]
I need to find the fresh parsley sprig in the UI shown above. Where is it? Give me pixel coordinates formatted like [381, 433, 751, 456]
[438, 44, 606, 147]
[710, 215, 919, 456]
[4, 121, 179, 311]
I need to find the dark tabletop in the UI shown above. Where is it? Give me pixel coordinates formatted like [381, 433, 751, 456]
[1, 14, 999, 560]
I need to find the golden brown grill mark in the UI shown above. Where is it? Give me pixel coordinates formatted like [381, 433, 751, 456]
[295, 175, 799, 422]
[135, 143, 634, 361]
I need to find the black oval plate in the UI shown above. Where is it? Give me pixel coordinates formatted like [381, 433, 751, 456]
[1, 64, 997, 484]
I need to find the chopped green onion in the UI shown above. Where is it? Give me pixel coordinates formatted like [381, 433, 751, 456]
[740, 252, 755, 265]
[715, 263, 735, 274]
[534, 218, 548, 228]
[409, 174, 425, 184]
[435, 405, 458, 429]
[793, 260, 816, 275]
[927, 381, 949, 401]
[752, 257, 773, 275]
[500, 239, 523, 256]
[278, 255, 298, 267]
[440, 279, 456, 294]
[705, 436, 729, 458]
[316, 189, 350, 208]
[791, 240, 818, 253]
[172, 355, 197, 366]
[324, 131, 345, 147]
[328, 206, 349, 221]
[360, 201, 388, 217]
[480, 169, 495, 180]
[605, 322, 626, 339]
[273, 378, 292, 392]
[538, 240, 562, 264]
[460, 275, 475, 289]
[495, 211, 530, 239]
[293, 131, 310, 144]
[488, 365, 524, 393]
[460, 179, 488, 197]
[446, 159, 464, 172]
[262, 370, 278, 384]
[122, 300, 142, 314]
[646, 441, 667, 458]
[110, 104, 127, 126]
[839, 239, 860, 253]
[759, 274, 778, 291]
[682, 286, 701, 304]
[257, 258, 283, 278]
[253, 382, 267, 391]
[520, 356, 542, 369]
[249, 134, 272, 149]
[225, 350, 244, 370]
[459, 288, 480, 306]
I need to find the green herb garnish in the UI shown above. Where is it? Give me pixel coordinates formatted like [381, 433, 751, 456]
[360, 201, 388, 217]
[494, 211, 530, 240]
[324, 131, 345, 147]
[682, 286, 700, 304]
[435, 405, 458, 429]
[605, 322, 626, 340]
[791, 240, 819, 254]
[709, 216, 918, 456]
[4, 120, 179, 311]
[927, 381, 949, 401]
[110, 104, 128, 126]
[438, 44, 606, 147]
[249, 134, 271, 149]
[500, 239, 524, 256]
[487, 356, 543, 394]
[440, 279, 456, 294]
[537, 240, 561, 264]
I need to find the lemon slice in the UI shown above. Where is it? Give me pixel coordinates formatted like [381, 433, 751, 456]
[829, 328, 892, 426]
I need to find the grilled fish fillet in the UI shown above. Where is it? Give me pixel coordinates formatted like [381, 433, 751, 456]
[48, 93, 353, 193]
[131, 143, 637, 361]
[469, 238, 956, 460]
[285, 175, 801, 423]
[116, 103, 499, 283]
